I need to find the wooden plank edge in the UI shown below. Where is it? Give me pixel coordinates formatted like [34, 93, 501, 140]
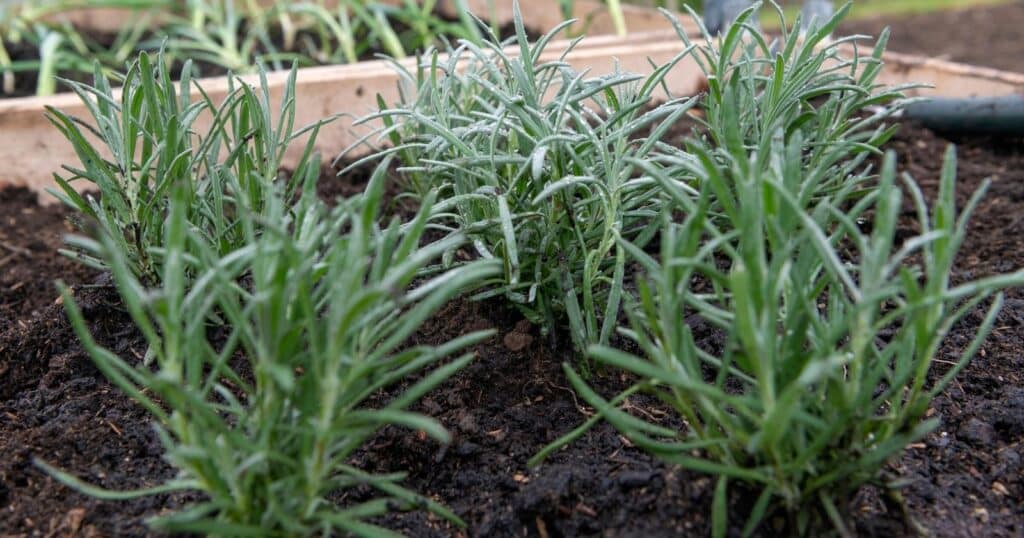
[4, 35, 1023, 203]
[867, 47, 1024, 98]
[0, 38, 702, 202]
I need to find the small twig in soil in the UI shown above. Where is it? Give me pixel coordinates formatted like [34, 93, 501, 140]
[574, 502, 597, 518]
[621, 398, 664, 422]
[0, 240, 32, 257]
[106, 421, 123, 437]
[931, 358, 966, 396]
[542, 378, 585, 413]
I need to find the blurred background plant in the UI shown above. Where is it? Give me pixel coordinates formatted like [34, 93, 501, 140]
[0, 0, 490, 97]
[559, 0, 629, 35]
[161, 0, 488, 73]
[0, 0, 164, 96]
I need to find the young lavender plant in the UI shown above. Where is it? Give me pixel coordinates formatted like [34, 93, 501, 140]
[47, 52, 320, 283]
[39, 159, 500, 536]
[533, 142, 1024, 536]
[347, 1, 698, 354]
[531, 7, 1021, 534]
[652, 1, 911, 220]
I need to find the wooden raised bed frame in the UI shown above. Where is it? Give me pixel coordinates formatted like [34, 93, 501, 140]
[3, 1, 1023, 201]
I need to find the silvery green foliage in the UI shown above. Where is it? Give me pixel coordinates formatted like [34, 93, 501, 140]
[349, 2, 698, 354]
[534, 6, 1024, 536]
[43, 160, 500, 536]
[48, 53, 319, 283]
[655, 2, 913, 224]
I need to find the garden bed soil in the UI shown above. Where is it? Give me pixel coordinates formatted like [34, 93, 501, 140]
[2, 120, 1023, 536]
[841, 2, 1024, 73]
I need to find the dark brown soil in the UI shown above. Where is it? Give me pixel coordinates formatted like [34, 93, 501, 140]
[868, 127, 1024, 538]
[2, 119, 1023, 536]
[0, 188, 94, 334]
[0, 191, 194, 536]
[842, 2, 1024, 73]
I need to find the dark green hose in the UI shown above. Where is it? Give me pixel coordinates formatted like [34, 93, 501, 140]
[904, 95, 1024, 137]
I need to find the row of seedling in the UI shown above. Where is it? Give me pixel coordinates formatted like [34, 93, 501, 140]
[0, 0, 642, 98]
[1, 0, 489, 96]
[38, 2, 1023, 536]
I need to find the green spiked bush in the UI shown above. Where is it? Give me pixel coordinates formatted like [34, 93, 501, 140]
[48, 52, 320, 282]
[535, 143, 1024, 535]
[41, 162, 499, 536]
[349, 1, 698, 354]
[532, 8, 1022, 534]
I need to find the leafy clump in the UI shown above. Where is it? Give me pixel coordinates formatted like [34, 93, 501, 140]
[350, 2, 698, 355]
[43, 156, 499, 536]
[40, 52, 499, 535]
[47, 51, 320, 283]
[538, 143, 1023, 535]
[532, 4, 1024, 536]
